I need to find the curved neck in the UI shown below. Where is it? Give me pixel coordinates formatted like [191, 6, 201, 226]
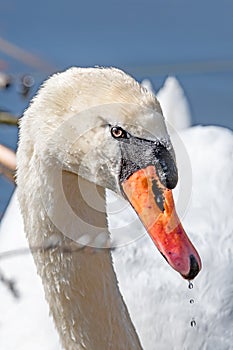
[30, 170, 142, 349]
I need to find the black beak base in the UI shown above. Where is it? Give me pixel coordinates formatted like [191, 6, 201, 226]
[118, 135, 178, 190]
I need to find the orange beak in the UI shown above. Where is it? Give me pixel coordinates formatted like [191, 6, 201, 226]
[121, 165, 201, 279]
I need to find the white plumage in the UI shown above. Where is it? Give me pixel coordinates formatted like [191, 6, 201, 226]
[0, 69, 232, 349]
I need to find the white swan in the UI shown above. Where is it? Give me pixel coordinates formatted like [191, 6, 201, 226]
[0, 69, 232, 350]
[16, 67, 201, 350]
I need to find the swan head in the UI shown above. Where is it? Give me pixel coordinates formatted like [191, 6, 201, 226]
[18, 67, 201, 279]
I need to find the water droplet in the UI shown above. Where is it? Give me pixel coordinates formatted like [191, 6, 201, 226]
[191, 318, 196, 327]
[40, 210, 45, 221]
[188, 281, 193, 289]
[190, 299, 194, 304]
[70, 329, 77, 342]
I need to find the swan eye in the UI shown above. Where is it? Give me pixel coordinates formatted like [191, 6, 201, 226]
[111, 126, 129, 139]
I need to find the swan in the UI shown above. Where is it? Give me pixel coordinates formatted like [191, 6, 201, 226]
[16, 67, 201, 350]
[0, 69, 232, 349]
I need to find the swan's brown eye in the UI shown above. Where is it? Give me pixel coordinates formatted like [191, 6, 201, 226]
[111, 126, 129, 139]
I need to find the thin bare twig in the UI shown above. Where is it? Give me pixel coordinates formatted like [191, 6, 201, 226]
[0, 268, 20, 299]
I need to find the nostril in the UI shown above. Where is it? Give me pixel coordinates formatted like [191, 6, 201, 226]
[182, 254, 200, 280]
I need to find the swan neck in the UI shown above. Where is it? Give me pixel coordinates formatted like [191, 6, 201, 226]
[24, 168, 142, 349]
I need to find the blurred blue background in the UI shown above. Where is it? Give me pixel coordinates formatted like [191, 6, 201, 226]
[0, 0, 233, 217]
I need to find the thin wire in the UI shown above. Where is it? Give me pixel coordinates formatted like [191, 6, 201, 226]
[0, 243, 115, 299]
[0, 242, 117, 261]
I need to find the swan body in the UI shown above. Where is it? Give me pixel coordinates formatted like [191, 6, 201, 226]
[156, 76, 191, 132]
[0, 69, 232, 349]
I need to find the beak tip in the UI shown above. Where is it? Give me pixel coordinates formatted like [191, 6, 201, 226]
[182, 254, 201, 280]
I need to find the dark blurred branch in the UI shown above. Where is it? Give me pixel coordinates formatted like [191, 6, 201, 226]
[0, 111, 18, 126]
[0, 36, 56, 73]
[0, 165, 15, 183]
[0, 144, 16, 183]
